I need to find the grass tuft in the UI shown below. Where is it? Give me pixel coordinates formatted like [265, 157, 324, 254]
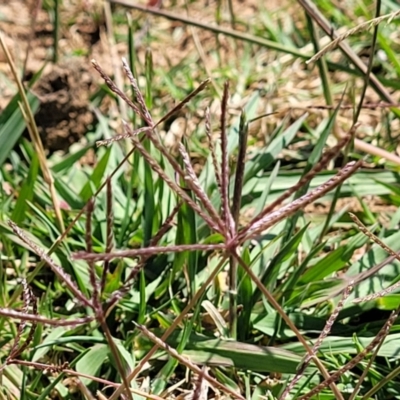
[3, 1, 400, 398]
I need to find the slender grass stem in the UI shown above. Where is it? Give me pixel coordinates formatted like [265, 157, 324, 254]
[110, 0, 309, 59]
[354, 0, 381, 123]
[298, 0, 394, 104]
[53, 0, 59, 63]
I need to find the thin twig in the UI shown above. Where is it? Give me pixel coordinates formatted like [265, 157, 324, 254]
[5, 279, 37, 362]
[74, 244, 226, 262]
[229, 110, 248, 338]
[7, 68, 212, 306]
[99, 315, 133, 400]
[0, 308, 93, 326]
[122, 57, 153, 126]
[125, 123, 225, 233]
[96, 127, 153, 147]
[179, 142, 226, 229]
[155, 80, 210, 129]
[5, 360, 165, 400]
[348, 335, 385, 400]
[91, 59, 143, 118]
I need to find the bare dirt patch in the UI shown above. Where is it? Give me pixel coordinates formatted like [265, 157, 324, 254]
[0, 0, 107, 151]
[32, 60, 96, 151]
[0, 0, 397, 159]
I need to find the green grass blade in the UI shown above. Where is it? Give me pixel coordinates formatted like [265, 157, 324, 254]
[251, 224, 309, 307]
[79, 147, 112, 201]
[237, 247, 253, 341]
[244, 114, 307, 180]
[300, 231, 369, 284]
[141, 138, 156, 246]
[0, 92, 39, 166]
[11, 153, 39, 224]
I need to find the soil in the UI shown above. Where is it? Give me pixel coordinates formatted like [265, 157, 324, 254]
[0, 0, 108, 151]
[32, 60, 96, 151]
[0, 0, 397, 159]
[0, 0, 323, 154]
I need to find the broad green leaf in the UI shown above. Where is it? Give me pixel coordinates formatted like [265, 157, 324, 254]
[284, 333, 400, 360]
[76, 344, 109, 385]
[182, 337, 310, 374]
[51, 144, 92, 173]
[139, 330, 314, 374]
[300, 231, 369, 283]
[376, 294, 400, 310]
[32, 327, 66, 362]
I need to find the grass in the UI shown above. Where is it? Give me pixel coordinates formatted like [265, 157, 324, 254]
[2, 0, 400, 399]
